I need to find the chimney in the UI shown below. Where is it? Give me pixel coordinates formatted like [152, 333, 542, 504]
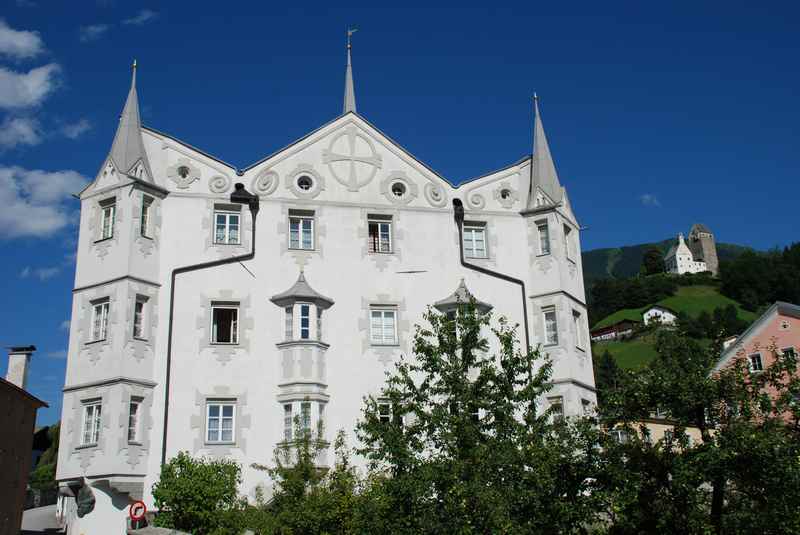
[6, 345, 36, 390]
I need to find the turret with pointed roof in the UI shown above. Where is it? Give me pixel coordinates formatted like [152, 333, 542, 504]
[108, 61, 153, 182]
[525, 95, 563, 210]
[343, 29, 357, 114]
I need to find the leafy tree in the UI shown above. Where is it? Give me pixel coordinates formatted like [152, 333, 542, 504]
[247, 423, 359, 534]
[599, 331, 800, 534]
[594, 350, 622, 407]
[640, 246, 666, 275]
[29, 423, 59, 493]
[152, 451, 245, 535]
[355, 302, 603, 534]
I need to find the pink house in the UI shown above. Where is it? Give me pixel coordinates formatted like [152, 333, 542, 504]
[713, 302, 800, 417]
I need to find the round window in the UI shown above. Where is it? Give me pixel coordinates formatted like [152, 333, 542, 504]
[500, 188, 512, 200]
[297, 175, 313, 191]
[177, 165, 190, 179]
[391, 182, 407, 197]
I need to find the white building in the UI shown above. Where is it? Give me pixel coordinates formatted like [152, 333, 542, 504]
[56, 48, 597, 533]
[642, 305, 677, 326]
[665, 233, 707, 274]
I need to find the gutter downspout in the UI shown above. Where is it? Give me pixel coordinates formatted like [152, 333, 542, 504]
[452, 198, 531, 352]
[160, 183, 260, 466]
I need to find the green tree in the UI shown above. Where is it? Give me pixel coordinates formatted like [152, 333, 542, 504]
[355, 302, 603, 534]
[599, 331, 800, 534]
[641, 246, 666, 275]
[29, 424, 60, 493]
[152, 451, 244, 535]
[594, 350, 622, 407]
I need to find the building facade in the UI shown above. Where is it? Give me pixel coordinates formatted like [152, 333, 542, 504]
[56, 54, 597, 533]
[665, 232, 708, 274]
[664, 224, 718, 276]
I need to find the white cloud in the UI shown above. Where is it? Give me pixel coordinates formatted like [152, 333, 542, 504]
[45, 349, 67, 359]
[19, 266, 30, 277]
[60, 319, 70, 330]
[123, 9, 158, 25]
[61, 118, 91, 139]
[19, 264, 62, 280]
[0, 63, 61, 109]
[0, 116, 41, 149]
[0, 19, 44, 60]
[79, 24, 110, 43]
[0, 165, 87, 238]
[640, 193, 661, 207]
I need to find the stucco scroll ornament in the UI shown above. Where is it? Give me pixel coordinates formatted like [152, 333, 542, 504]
[167, 158, 201, 189]
[467, 192, 486, 210]
[424, 183, 448, 207]
[251, 169, 279, 196]
[208, 174, 232, 194]
[322, 125, 383, 191]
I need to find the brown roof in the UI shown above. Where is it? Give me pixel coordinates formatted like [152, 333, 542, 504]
[0, 377, 48, 408]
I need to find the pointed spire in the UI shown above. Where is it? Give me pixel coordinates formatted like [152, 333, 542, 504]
[527, 94, 563, 209]
[108, 59, 153, 182]
[343, 28, 357, 114]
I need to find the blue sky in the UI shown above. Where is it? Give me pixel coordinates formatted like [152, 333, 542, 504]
[0, 1, 797, 425]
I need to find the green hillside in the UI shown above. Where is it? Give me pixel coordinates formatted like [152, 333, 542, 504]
[582, 239, 752, 284]
[592, 285, 757, 330]
[592, 285, 756, 370]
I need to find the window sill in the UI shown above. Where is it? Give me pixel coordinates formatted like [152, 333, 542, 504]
[205, 441, 236, 446]
[576, 346, 585, 353]
[94, 237, 114, 244]
[544, 343, 559, 348]
[371, 343, 400, 348]
[288, 247, 316, 252]
[139, 234, 153, 241]
[213, 242, 242, 246]
[210, 342, 240, 346]
[536, 252, 551, 258]
[133, 337, 148, 342]
[85, 339, 107, 346]
[128, 441, 143, 446]
[465, 256, 490, 261]
[76, 443, 98, 450]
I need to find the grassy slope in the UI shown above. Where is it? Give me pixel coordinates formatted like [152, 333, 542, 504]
[592, 285, 755, 369]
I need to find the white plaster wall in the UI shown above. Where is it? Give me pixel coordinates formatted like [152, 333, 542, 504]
[643, 308, 677, 326]
[61, 113, 597, 513]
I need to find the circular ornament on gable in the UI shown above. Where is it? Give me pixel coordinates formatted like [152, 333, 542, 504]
[380, 171, 419, 205]
[208, 174, 232, 194]
[322, 125, 383, 191]
[167, 158, 200, 189]
[467, 192, 486, 210]
[285, 164, 325, 199]
[424, 183, 448, 207]
[493, 182, 519, 209]
[251, 169, 279, 196]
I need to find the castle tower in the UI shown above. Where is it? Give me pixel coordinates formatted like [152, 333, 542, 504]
[687, 223, 718, 276]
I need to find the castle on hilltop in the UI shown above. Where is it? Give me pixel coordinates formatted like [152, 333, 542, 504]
[664, 223, 718, 276]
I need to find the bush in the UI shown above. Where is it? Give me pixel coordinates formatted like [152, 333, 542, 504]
[152, 451, 245, 535]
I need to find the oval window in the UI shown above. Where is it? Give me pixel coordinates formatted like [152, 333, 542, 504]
[500, 188, 512, 200]
[297, 175, 313, 191]
[391, 182, 407, 197]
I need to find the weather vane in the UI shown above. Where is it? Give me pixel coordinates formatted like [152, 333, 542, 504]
[347, 27, 358, 49]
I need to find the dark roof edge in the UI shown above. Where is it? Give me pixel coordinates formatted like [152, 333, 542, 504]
[0, 378, 48, 408]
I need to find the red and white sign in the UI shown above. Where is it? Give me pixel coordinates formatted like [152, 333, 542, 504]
[129, 500, 147, 521]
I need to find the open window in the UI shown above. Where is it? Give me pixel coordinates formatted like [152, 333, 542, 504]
[211, 303, 239, 344]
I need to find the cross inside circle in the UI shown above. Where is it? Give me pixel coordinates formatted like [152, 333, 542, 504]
[322, 126, 382, 191]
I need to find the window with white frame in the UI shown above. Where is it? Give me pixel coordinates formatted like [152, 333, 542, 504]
[91, 299, 110, 342]
[463, 222, 487, 259]
[127, 398, 142, 443]
[284, 307, 293, 341]
[283, 404, 293, 442]
[214, 208, 240, 245]
[370, 307, 398, 345]
[378, 401, 392, 424]
[301, 401, 312, 436]
[206, 401, 235, 443]
[610, 429, 629, 444]
[211, 303, 239, 344]
[317, 309, 323, 340]
[368, 215, 392, 253]
[81, 400, 102, 445]
[100, 198, 116, 240]
[782, 347, 797, 358]
[133, 296, 147, 339]
[563, 224, 575, 262]
[299, 304, 311, 340]
[289, 210, 314, 250]
[537, 220, 550, 255]
[140, 195, 153, 238]
[573, 309, 585, 350]
[548, 396, 564, 421]
[748, 353, 763, 372]
[318, 402, 326, 433]
[543, 307, 558, 346]
[663, 429, 674, 443]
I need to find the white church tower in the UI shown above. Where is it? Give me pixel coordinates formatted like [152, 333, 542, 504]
[56, 46, 597, 533]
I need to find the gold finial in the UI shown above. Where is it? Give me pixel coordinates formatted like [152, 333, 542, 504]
[132, 58, 137, 71]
